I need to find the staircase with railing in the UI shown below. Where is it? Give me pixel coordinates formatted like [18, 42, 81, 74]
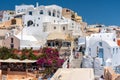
[62, 50, 83, 68]
[62, 49, 74, 68]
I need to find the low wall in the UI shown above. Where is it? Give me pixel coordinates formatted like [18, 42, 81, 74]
[104, 67, 120, 80]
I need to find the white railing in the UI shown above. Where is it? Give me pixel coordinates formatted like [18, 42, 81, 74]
[62, 59, 68, 68]
[62, 49, 74, 68]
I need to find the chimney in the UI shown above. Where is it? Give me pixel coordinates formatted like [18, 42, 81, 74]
[36, 2, 39, 8]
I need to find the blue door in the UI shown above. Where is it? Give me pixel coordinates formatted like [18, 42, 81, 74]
[98, 48, 104, 58]
[98, 48, 104, 65]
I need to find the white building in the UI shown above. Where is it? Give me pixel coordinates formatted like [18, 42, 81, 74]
[15, 3, 83, 37]
[15, 4, 34, 14]
[0, 10, 15, 22]
[88, 24, 105, 28]
[3, 3, 83, 50]
[85, 32, 119, 66]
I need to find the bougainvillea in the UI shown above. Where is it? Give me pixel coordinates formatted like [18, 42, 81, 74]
[37, 47, 64, 74]
[37, 47, 64, 67]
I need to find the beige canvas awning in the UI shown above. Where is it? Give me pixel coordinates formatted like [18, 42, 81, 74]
[47, 32, 67, 40]
[20, 59, 36, 63]
[87, 28, 100, 32]
[0, 58, 20, 63]
[0, 58, 36, 63]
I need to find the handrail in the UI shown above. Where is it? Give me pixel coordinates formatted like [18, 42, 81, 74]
[62, 48, 74, 68]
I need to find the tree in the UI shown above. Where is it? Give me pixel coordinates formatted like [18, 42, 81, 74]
[0, 47, 12, 59]
[28, 51, 37, 60]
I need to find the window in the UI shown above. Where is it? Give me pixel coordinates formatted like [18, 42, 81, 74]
[53, 10, 56, 17]
[10, 44, 14, 49]
[37, 24, 39, 27]
[48, 11, 51, 16]
[54, 26, 56, 29]
[66, 9, 70, 12]
[63, 27, 65, 30]
[113, 48, 115, 54]
[57, 11, 60, 18]
[17, 10, 20, 13]
[33, 24, 35, 26]
[38, 17, 40, 20]
[113, 38, 115, 41]
[21, 9, 24, 12]
[116, 48, 118, 54]
[27, 20, 33, 27]
[99, 42, 102, 47]
[8, 17, 10, 20]
[43, 26, 47, 32]
[11, 19, 16, 25]
[29, 11, 32, 15]
[89, 48, 91, 51]
[53, 12, 55, 17]
[40, 10, 43, 14]
[11, 38, 14, 43]
[0, 36, 5, 40]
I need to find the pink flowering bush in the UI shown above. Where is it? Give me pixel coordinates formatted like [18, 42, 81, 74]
[37, 47, 64, 75]
[37, 47, 64, 67]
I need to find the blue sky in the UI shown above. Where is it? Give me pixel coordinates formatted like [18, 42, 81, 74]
[0, 0, 120, 26]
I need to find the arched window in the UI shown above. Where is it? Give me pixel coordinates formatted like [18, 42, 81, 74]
[27, 20, 33, 27]
[53, 10, 56, 17]
[48, 11, 51, 16]
[40, 10, 43, 14]
[57, 11, 60, 18]
[11, 19, 16, 25]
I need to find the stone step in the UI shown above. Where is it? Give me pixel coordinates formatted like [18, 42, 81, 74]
[70, 55, 83, 68]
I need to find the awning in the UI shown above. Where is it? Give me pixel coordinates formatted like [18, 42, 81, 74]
[47, 32, 67, 40]
[21, 59, 36, 63]
[0, 58, 36, 63]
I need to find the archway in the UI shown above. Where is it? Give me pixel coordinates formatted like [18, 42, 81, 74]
[48, 11, 51, 16]
[53, 10, 56, 17]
